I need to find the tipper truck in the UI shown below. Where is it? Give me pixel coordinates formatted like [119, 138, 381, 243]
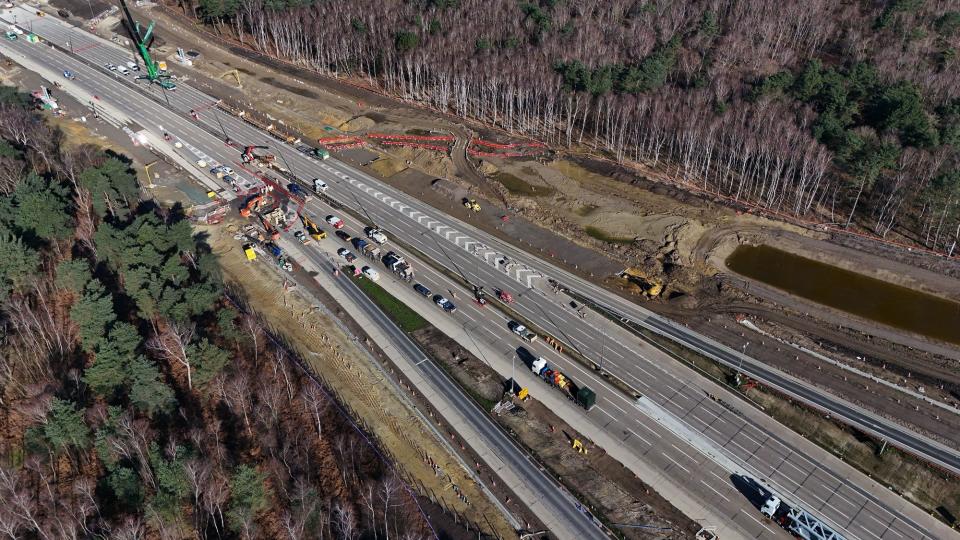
[530, 357, 596, 410]
[352, 238, 382, 259]
[383, 251, 414, 280]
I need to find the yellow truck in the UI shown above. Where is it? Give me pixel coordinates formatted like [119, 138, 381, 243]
[243, 244, 257, 261]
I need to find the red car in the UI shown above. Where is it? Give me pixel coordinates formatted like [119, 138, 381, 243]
[325, 215, 345, 229]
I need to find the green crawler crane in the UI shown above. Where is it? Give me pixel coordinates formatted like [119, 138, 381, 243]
[118, 0, 176, 90]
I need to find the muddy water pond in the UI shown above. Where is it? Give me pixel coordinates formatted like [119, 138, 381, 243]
[726, 244, 960, 345]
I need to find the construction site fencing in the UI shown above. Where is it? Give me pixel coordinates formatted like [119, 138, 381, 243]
[378, 141, 451, 152]
[471, 138, 546, 149]
[368, 133, 455, 142]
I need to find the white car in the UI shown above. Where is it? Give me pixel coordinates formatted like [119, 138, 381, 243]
[104, 62, 117, 71]
[361, 266, 380, 281]
[313, 178, 328, 193]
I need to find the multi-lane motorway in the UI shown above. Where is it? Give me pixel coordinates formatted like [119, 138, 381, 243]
[2, 7, 958, 539]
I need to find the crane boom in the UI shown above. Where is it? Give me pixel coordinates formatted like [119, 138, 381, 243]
[118, 0, 174, 88]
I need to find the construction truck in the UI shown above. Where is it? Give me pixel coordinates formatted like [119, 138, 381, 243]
[241, 145, 276, 166]
[264, 243, 293, 272]
[260, 217, 280, 241]
[301, 215, 327, 240]
[241, 145, 287, 174]
[365, 227, 388, 245]
[530, 357, 596, 411]
[351, 238, 369, 252]
[362, 243, 381, 259]
[313, 147, 330, 160]
[462, 198, 481, 212]
[383, 251, 414, 281]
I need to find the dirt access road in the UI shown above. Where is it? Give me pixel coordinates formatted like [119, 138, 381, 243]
[120, 3, 960, 451]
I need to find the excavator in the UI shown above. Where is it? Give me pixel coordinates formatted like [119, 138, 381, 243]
[260, 215, 280, 241]
[462, 198, 481, 212]
[241, 145, 276, 166]
[301, 215, 327, 240]
[239, 194, 264, 217]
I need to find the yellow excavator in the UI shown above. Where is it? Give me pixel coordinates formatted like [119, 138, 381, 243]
[620, 267, 664, 297]
[301, 215, 327, 240]
[462, 198, 481, 212]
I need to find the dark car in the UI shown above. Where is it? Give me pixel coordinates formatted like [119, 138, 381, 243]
[413, 283, 431, 297]
[335, 230, 351, 241]
[288, 183, 310, 200]
[432, 294, 456, 313]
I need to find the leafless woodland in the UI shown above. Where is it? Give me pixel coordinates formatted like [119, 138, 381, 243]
[191, 0, 960, 253]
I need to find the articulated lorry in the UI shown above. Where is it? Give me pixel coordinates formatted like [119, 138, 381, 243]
[530, 357, 596, 410]
[744, 475, 845, 540]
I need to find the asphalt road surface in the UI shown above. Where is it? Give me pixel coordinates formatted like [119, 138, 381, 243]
[3, 9, 959, 540]
[290, 238, 608, 540]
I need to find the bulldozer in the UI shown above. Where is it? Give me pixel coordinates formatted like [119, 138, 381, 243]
[462, 198, 481, 212]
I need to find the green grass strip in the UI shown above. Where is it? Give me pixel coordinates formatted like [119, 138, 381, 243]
[350, 273, 428, 333]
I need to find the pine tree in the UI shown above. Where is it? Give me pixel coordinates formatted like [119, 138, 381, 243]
[70, 279, 117, 352]
[128, 356, 176, 416]
[38, 398, 91, 455]
[189, 338, 231, 387]
[55, 258, 92, 293]
[0, 229, 38, 300]
[227, 465, 269, 533]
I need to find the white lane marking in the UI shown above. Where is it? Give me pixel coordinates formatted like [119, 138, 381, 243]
[709, 470, 730, 484]
[739, 509, 777, 535]
[661, 452, 690, 473]
[625, 428, 650, 446]
[700, 479, 729, 502]
[608, 400, 627, 415]
[670, 443, 698, 464]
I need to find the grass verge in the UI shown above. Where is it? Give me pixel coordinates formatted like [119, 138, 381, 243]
[349, 272, 428, 333]
[495, 172, 554, 197]
[575, 204, 599, 217]
[584, 225, 634, 245]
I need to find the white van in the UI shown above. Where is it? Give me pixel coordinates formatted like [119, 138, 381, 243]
[126, 61, 139, 71]
[117, 65, 130, 75]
